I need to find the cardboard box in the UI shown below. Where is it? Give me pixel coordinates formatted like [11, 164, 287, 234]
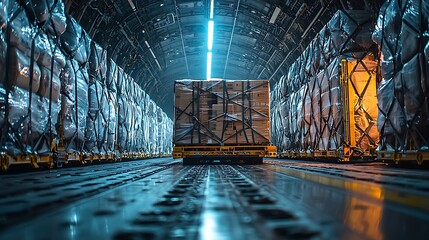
[174, 79, 271, 145]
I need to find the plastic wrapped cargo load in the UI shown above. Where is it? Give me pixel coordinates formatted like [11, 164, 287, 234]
[38, 67, 60, 101]
[7, 47, 41, 93]
[371, 0, 403, 79]
[85, 80, 102, 153]
[116, 67, 125, 94]
[23, 0, 67, 36]
[106, 92, 117, 153]
[377, 78, 405, 151]
[60, 17, 90, 64]
[328, 10, 375, 57]
[89, 42, 107, 83]
[36, 34, 66, 74]
[117, 95, 129, 152]
[87, 80, 102, 119]
[0, 31, 6, 83]
[60, 60, 88, 153]
[24, 0, 53, 24]
[97, 88, 109, 154]
[5, 3, 42, 58]
[174, 79, 270, 146]
[107, 59, 118, 92]
[60, 17, 81, 55]
[378, 53, 429, 151]
[0, 86, 59, 156]
[0, 0, 8, 29]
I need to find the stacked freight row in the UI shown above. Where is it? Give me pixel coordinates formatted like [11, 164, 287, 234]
[271, 10, 380, 161]
[175, 79, 270, 146]
[374, 1, 429, 164]
[0, 1, 172, 171]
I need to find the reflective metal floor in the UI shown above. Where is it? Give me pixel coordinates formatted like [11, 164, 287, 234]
[1, 158, 428, 240]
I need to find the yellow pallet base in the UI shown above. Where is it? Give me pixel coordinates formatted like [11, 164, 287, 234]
[1, 154, 54, 171]
[378, 150, 429, 165]
[173, 145, 277, 159]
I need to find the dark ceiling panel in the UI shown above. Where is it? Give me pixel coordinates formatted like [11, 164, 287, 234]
[68, 0, 384, 117]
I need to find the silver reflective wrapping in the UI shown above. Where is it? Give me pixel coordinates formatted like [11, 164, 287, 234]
[61, 60, 88, 153]
[374, 1, 429, 151]
[271, 9, 379, 157]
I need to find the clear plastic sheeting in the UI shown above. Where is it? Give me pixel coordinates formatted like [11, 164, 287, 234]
[271, 9, 380, 159]
[60, 17, 90, 65]
[23, 0, 67, 36]
[0, 86, 59, 156]
[7, 47, 41, 93]
[0, 1, 172, 162]
[374, 1, 429, 151]
[60, 60, 88, 153]
[89, 42, 107, 83]
[107, 59, 118, 92]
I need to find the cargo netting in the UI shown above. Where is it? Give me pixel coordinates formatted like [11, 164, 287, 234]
[174, 79, 270, 146]
[271, 10, 380, 159]
[0, 0, 173, 166]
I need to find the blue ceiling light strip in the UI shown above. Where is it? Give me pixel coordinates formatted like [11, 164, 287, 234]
[210, 0, 214, 18]
[207, 52, 212, 80]
[208, 20, 214, 51]
[207, 0, 214, 80]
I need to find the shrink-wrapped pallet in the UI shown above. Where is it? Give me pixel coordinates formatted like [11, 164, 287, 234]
[0, 83, 60, 156]
[60, 17, 90, 65]
[106, 91, 117, 154]
[4, 3, 42, 59]
[89, 42, 107, 83]
[117, 95, 129, 153]
[23, 0, 66, 36]
[7, 47, 41, 93]
[36, 33, 66, 74]
[271, 9, 379, 159]
[85, 79, 102, 153]
[60, 60, 88, 153]
[373, 0, 429, 151]
[107, 59, 118, 92]
[97, 87, 109, 154]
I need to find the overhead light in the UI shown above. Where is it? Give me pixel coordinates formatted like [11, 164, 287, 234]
[128, 0, 136, 11]
[251, 10, 256, 14]
[210, 0, 214, 19]
[269, 7, 281, 24]
[207, 52, 212, 80]
[144, 40, 150, 48]
[208, 20, 214, 51]
[160, 3, 164, 6]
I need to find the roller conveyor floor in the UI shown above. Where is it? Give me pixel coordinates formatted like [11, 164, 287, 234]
[1, 158, 428, 240]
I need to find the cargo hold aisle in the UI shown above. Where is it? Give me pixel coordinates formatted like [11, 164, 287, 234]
[1, 159, 428, 240]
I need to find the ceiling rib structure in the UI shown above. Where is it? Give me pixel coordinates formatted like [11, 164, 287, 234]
[66, 0, 383, 117]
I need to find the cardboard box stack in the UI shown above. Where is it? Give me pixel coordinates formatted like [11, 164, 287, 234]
[174, 79, 270, 146]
